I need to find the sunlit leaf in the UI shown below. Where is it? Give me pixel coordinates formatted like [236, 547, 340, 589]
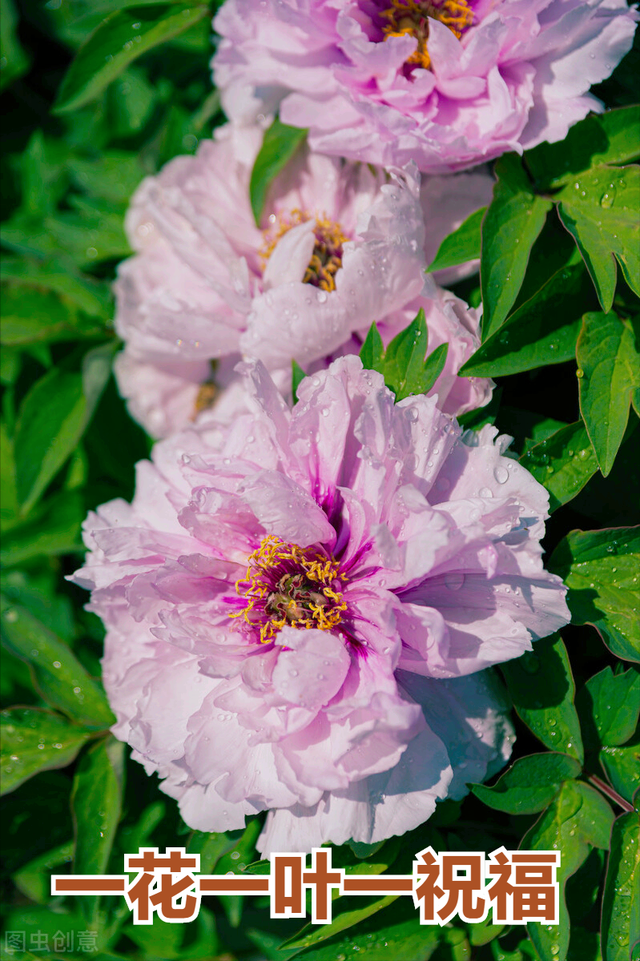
[519, 420, 599, 512]
[601, 812, 640, 961]
[471, 753, 581, 815]
[524, 780, 613, 961]
[54, 3, 210, 113]
[526, 106, 640, 190]
[578, 666, 640, 749]
[13, 342, 115, 513]
[460, 264, 596, 378]
[249, 118, 307, 225]
[1, 707, 91, 795]
[0, 595, 114, 728]
[549, 527, 640, 663]
[556, 164, 640, 312]
[500, 634, 584, 763]
[426, 206, 484, 274]
[480, 153, 551, 340]
[576, 311, 639, 477]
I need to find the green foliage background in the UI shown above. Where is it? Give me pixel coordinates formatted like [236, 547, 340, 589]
[1, 2, 638, 959]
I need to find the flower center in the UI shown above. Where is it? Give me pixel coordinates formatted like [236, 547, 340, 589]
[231, 535, 347, 642]
[380, 0, 473, 69]
[192, 362, 219, 420]
[260, 209, 349, 292]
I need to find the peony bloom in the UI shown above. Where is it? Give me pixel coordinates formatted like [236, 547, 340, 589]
[212, 0, 638, 173]
[72, 357, 570, 852]
[114, 122, 493, 437]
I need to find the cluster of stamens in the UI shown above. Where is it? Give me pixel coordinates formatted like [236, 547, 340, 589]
[191, 361, 220, 419]
[381, 0, 473, 69]
[260, 209, 349, 292]
[230, 536, 348, 643]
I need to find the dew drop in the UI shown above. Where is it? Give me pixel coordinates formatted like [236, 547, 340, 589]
[600, 189, 616, 208]
[444, 572, 465, 591]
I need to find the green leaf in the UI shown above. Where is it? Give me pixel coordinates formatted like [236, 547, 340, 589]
[106, 65, 156, 137]
[13, 342, 115, 513]
[460, 264, 596, 378]
[0, 346, 20, 385]
[212, 819, 262, 929]
[565, 847, 606, 946]
[519, 420, 599, 512]
[188, 830, 247, 874]
[0, 595, 114, 729]
[0, 0, 31, 91]
[480, 153, 552, 340]
[65, 151, 146, 207]
[20, 130, 63, 218]
[0, 424, 18, 529]
[383, 308, 429, 400]
[468, 913, 504, 948]
[570, 420, 639, 528]
[359, 322, 385, 372]
[292, 359, 306, 405]
[509, 208, 583, 316]
[0, 570, 75, 640]
[457, 386, 501, 432]
[1, 707, 91, 795]
[525, 107, 640, 190]
[0, 283, 105, 346]
[123, 916, 186, 959]
[576, 312, 639, 477]
[53, 3, 210, 113]
[124, 906, 218, 960]
[426, 206, 484, 274]
[1, 905, 96, 955]
[600, 739, 640, 804]
[48, 197, 131, 266]
[367, 309, 449, 401]
[556, 164, 640, 312]
[279, 838, 403, 952]
[518, 415, 571, 448]
[214, 818, 262, 875]
[72, 737, 124, 927]
[0, 490, 84, 567]
[580, 666, 640, 748]
[471, 753, 581, 815]
[523, 780, 614, 961]
[13, 840, 74, 904]
[549, 527, 640, 663]
[249, 118, 308, 225]
[1, 257, 112, 320]
[420, 343, 449, 395]
[118, 801, 166, 862]
[500, 634, 584, 763]
[281, 910, 440, 961]
[601, 812, 640, 961]
[284, 896, 400, 953]
[72, 736, 124, 874]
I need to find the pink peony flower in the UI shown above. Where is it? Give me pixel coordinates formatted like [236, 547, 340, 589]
[72, 357, 570, 852]
[114, 122, 493, 437]
[212, 0, 638, 173]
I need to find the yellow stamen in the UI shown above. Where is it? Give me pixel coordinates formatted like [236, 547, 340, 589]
[230, 535, 348, 642]
[381, 0, 473, 69]
[192, 381, 218, 418]
[260, 210, 349, 293]
[191, 361, 220, 420]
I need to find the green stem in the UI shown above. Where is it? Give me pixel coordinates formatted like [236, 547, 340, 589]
[588, 774, 634, 813]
